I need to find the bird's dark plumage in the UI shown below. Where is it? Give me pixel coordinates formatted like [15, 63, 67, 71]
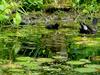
[79, 17, 98, 34]
[79, 22, 97, 34]
[46, 23, 59, 30]
[92, 18, 98, 25]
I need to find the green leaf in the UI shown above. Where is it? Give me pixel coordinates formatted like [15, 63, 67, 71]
[82, 9, 89, 14]
[0, 14, 9, 21]
[66, 61, 85, 65]
[0, 5, 5, 10]
[16, 57, 34, 62]
[36, 58, 54, 64]
[9, 68, 24, 73]
[84, 64, 100, 69]
[2, 0, 9, 8]
[79, 59, 91, 63]
[13, 12, 22, 26]
[12, 42, 21, 55]
[76, 0, 80, 3]
[74, 68, 97, 73]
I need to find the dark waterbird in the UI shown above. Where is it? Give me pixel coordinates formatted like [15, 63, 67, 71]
[79, 18, 98, 34]
[92, 18, 98, 25]
[45, 23, 59, 30]
[79, 22, 96, 34]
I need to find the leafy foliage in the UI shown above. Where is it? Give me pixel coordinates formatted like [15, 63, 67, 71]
[0, 0, 100, 75]
[74, 68, 97, 73]
[72, 0, 100, 14]
[22, 0, 43, 11]
[0, 0, 22, 24]
[13, 12, 22, 26]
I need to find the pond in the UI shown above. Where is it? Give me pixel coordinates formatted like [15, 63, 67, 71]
[0, 0, 100, 74]
[0, 10, 100, 75]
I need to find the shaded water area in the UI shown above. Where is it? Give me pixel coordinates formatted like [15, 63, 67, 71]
[0, 10, 100, 75]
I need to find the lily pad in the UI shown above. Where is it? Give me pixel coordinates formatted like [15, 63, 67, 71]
[36, 58, 54, 64]
[79, 59, 91, 63]
[32, 72, 41, 75]
[53, 56, 67, 60]
[74, 68, 97, 73]
[16, 57, 34, 62]
[9, 68, 25, 73]
[43, 67, 61, 72]
[25, 63, 41, 70]
[15, 61, 28, 66]
[1, 63, 22, 69]
[84, 64, 100, 69]
[66, 61, 85, 65]
[15, 61, 40, 70]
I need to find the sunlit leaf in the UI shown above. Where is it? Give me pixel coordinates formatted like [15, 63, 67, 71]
[66, 61, 85, 65]
[83, 9, 89, 14]
[9, 68, 25, 72]
[0, 14, 9, 21]
[84, 64, 100, 69]
[76, 0, 80, 3]
[13, 12, 22, 26]
[16, 57, 33, 62]
[12, 42, 21, 55]
[79, 59, 91, 63]
[1, 0, 9, 8]
[0, 5, 5, 10]
[36, 58, 54, 64]
[74, 68, 97, 73]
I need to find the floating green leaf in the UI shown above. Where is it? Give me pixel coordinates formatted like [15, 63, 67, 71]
[66, 61, 85, 65]
[79, 59, 91, 63]
[84, 64, 100, 69]
[74, 68, 97, 73]
[9, 68, 25, 73]
[36, 58, 54, 64]
[16, 57, 34, 62]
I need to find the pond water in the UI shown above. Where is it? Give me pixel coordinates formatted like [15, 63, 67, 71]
[0, 11, 100, 75]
